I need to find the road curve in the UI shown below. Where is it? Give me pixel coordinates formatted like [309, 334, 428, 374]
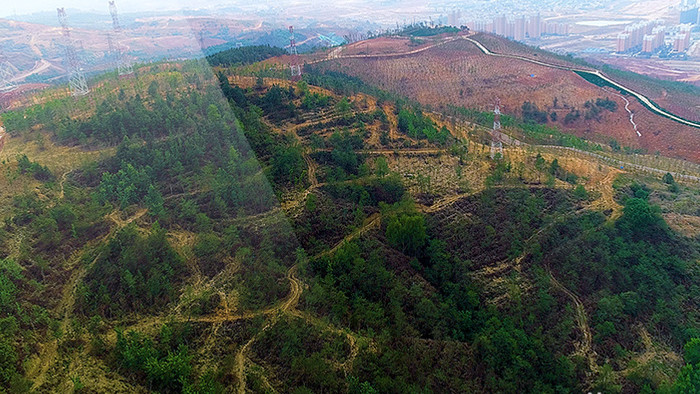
[311, 35, 700, 130]
[307, 34, 469, 65]
[461, 37, 700, 130]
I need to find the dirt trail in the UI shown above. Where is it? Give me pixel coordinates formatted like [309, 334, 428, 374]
[420, 192, 472, 213]
[235, 213, 381, 392]
[548, 270, 598, 374]
[303, 150, 319, 187]
[29, 35, 43, 57]
[308, 33, 472, 65]
[607, 89, 641, 137]
[590, 168, 623, 219]
[320, 213, 381, 258]
[58, 170, 71, 200]
[28, 207, 149, 391]
[314, 147, 447, 155]
[363, 148, 447, 155]
[235, 265, 303, 394]
[625, 325, 682, 371]
[107, 208, 148, 228]
[383, 104, 399, 140]
[288, 305, 360, 376]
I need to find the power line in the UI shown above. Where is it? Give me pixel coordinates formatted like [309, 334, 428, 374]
[289, 26, 302, 81]
[0, 49, 18, 111]
[108, 0, 133, 77]
[491, 98, 503, 159]
[57, 7, 90, 96]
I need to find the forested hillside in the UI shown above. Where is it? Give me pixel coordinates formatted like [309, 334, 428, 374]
[0, 45, 698, 393]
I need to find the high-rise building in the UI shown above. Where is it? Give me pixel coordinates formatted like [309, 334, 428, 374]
[673, 34, 686, 51]
[447, 10, 461, 27]
[514, 17, 526, 40]
[652, 25, 666, 48]
[470, 14, 568, 40]
[672, 25, 692, 51]
[467, 21, 488, 32]
[506, 20, 515, 38]
[640, 25, 667, 52]
[617, 33, 631, 52]
[620, 21, 657, 50]
[494, 15, 507, 36]
[528, 14, 541, 38]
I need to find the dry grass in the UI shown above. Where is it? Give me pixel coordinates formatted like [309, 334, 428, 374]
[663, 213, 700, 238]
[0, 132, 114, 214]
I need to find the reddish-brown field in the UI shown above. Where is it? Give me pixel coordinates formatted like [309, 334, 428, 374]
[313, 35, 700, 163]
[342, 36, 424, 56]
[472, 33, 700, 123]
[471, 33, 596, 71]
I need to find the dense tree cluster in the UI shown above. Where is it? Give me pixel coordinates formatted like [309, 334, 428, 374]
[114, 323, 222, 392]
[397, 107, 451, 144]
[521, 101, 549, 124]
[16, 154, 54, 182]
[78, 224, 184, 318]
[303, 191, 581, 392]
[537, 186, 699, 364]
[205, 45, 287, 67]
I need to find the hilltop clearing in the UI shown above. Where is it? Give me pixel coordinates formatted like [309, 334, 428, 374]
[309, 32, 700, 163]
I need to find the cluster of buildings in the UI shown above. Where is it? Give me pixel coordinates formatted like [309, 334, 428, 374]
[465, 15, 570, 41]
[616, 20, 693, 54]
[616, 21, 663, 52]
[673, 24, 693, 51]
[643, 26, 667, 52]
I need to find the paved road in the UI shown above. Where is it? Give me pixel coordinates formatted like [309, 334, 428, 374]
[462, 36, 700, 130]
[11, 59, 51, 82]
[311, 34, 699, 130]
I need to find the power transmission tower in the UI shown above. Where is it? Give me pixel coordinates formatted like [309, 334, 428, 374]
[108, 0, 133, 77]
[57, 8, 90, 96]
[106, 32, 116, 65]
[288, 26, 302, 81]
[0, 53, 17, 94]
[490, 98, 503, 159]
[0, 50, 17, 111]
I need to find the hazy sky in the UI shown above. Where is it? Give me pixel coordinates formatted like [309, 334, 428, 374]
[1, 0, 232, 17]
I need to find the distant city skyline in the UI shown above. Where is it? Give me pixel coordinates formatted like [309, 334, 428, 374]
[3, 0, 679, 20]
[0, 0, 235, 18]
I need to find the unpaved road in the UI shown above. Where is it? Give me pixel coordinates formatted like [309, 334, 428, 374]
[548, 270, 598, 374]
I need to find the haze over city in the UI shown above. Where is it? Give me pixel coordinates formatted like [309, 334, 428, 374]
[0, 1, 699, 393]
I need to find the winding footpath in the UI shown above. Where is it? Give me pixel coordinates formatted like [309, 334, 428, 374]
[548, 270, 598, 375]
[618, 93, 641, 137]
